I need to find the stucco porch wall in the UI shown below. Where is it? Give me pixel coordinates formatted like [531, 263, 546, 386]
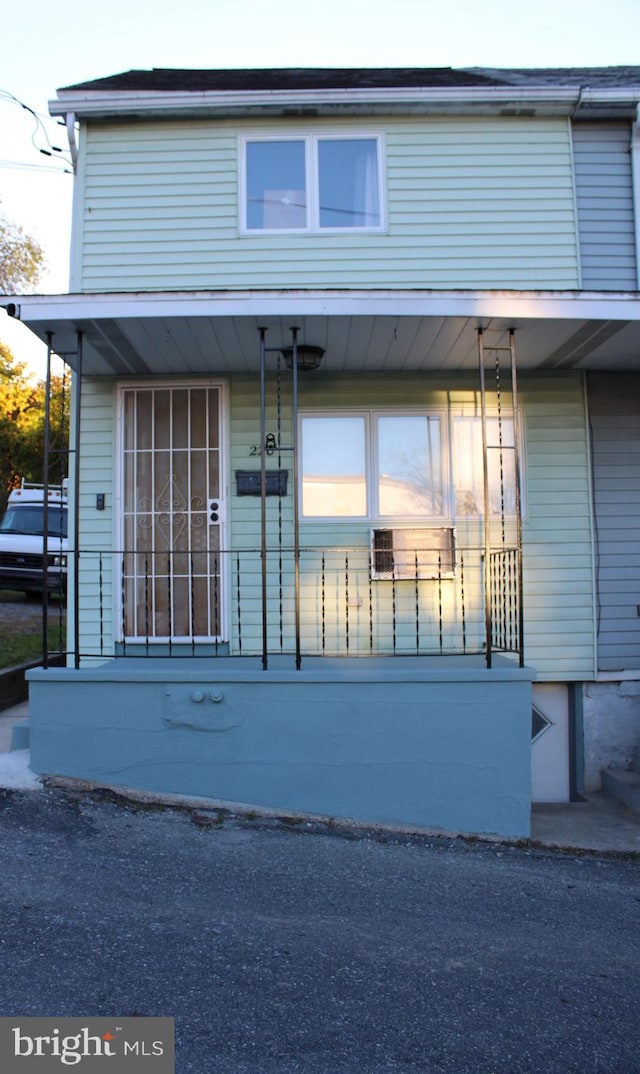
[27, 658, 533, 838]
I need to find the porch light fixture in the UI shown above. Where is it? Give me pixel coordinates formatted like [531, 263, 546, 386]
[280, 344, 325, 371]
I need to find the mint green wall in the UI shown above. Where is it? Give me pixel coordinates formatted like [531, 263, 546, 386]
[74, 116, 579, 292]
[520, 374, 594, 679]
[229, 372, 594, 677]
[75, 378, 116, 661]
[76, 371, 594, 678]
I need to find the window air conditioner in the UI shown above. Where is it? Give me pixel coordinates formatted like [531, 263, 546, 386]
[371, 527, 455, 580]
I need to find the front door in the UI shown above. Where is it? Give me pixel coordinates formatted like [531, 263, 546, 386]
[120, 384, 225, 642]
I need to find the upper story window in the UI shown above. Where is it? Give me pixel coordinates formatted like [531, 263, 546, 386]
[241, 134, 385, 233]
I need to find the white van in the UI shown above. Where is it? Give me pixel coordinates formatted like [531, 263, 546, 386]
[0, 481, 68, 596]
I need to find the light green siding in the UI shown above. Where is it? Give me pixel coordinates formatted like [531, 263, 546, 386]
[76, 378, 116, 658]
[76, 372, 594, 676]
[75, 116, 580, 292]
[522, 376, 594, 678]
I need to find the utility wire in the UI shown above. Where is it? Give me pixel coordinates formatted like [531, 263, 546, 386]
[0, 159, 72, 174]
[0, 90, 73, 170]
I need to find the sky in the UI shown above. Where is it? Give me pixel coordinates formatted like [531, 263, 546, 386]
[2, 0, 640, 374]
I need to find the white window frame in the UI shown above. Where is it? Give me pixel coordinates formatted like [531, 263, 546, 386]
[299, 409, 449, 523]
[239, 132, 386, 235]
[299, 407, 526, 524]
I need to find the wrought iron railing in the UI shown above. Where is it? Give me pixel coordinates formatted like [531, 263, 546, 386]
[43, 544, 523, 668]
[488, 548, 523, 664]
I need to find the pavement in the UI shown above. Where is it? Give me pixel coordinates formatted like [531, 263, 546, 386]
[0, 700, 28, 751]
[1, 782, 638, 1074]
[1, 701, 639, 855]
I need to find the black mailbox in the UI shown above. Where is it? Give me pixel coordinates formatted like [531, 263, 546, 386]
[235, 470, 288, 497]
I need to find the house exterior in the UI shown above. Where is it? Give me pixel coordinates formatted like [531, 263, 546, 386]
[4, 66, 640, 838]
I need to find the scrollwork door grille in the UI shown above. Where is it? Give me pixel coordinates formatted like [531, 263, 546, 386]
[121, 385, 224, 641]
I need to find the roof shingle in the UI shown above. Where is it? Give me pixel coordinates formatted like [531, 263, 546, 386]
[59, 65, 640, 96]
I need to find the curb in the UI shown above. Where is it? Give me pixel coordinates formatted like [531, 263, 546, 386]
[0, 657, 65, 713]
[0, 662, 41, 712]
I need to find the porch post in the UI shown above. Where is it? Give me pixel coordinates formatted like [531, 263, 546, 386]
[42, 333, 53, 670]
[72, 332, 83, 670]
[477, 328, 492, 669]
[289, 327, 302, 670]
[259, 327, 268, 670]
[509, 329, 525, 667]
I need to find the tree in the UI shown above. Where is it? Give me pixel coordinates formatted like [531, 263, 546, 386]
[0, 342, 69, 516]
[0, 208, 45, 294]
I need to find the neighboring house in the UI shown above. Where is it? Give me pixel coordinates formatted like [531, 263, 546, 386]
[4, 66, 640, 837]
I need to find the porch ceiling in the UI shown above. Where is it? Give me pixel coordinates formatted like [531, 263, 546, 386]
[4, 289, 640, 377]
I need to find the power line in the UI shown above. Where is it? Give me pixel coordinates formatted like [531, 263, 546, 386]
[0, 159, 72, 174]
[0, 90, 72, 170]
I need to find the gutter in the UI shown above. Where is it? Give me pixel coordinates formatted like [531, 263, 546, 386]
[47, 84, 640, 122]
[65, 112, 78, 173]
[5, 288, 640, 326]
[632, 104, 640, 289]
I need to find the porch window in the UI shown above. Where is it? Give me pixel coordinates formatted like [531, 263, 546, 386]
[241, 134, 384, 232]
[301, 415, 367, 517]
[377, 415, 443, 517]
[300, 410, 522, 521]
[452, 415, 520, 517]
[300, 411, 445, 520]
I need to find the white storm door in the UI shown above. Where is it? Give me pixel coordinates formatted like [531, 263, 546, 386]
[121, 384, 225, 642]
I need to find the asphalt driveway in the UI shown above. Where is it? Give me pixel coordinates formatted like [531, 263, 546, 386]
[0, 786, 638, 1073]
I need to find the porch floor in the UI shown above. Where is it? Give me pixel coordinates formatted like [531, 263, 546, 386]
[36, 652, 528, 681]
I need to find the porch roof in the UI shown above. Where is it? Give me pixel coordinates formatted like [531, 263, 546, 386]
[4, 288, 640, 377]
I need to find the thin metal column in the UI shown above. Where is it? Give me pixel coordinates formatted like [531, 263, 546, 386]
[259, 327, 268, 670]
[72, 332, 83, 670]
[41, 333, 53, 669]
[477, 328, 492, 668]
[289, 327, 302, 669]
[509, 329, 525, 667]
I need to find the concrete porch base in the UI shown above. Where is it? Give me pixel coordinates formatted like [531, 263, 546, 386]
[27, 656, 534, 838]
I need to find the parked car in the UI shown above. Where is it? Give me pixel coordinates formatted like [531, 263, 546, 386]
[0, 481, 68, 596]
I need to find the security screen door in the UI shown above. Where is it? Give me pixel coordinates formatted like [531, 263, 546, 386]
[121, 385, 224, 641]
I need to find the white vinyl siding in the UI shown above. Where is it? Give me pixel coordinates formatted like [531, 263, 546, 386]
[75, 116, 580, 292]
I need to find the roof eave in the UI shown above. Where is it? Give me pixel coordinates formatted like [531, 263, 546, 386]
[48, 84, 640, 121]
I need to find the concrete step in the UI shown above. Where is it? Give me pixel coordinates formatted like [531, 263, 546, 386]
[602, 767, 640, 817]
[11, 720, 30, 751]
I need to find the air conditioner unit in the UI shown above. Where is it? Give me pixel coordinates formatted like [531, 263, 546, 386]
[371, 527, 455, 581]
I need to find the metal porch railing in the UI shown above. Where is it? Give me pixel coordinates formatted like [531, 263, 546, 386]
[42, 543, 522, 668]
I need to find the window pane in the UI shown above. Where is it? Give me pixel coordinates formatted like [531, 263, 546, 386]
[377, 416, 443, 517]
[318, 139, 380, 229]
[301, 417, 367, 517]
[246, 141, 306, 229]
[452, 416, 517, 516]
